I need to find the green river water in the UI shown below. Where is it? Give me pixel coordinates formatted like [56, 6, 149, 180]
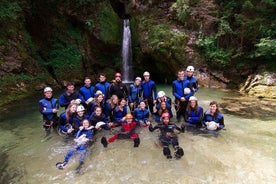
[0, 86, 275, 184]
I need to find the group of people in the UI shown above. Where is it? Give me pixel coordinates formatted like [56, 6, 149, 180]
[38, 66, 225, 172]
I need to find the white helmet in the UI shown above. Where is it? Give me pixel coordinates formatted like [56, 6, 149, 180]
[77, 105, 85, 112]
[184, 88, 191, 95]
[186, 66, 195, 72]
[95, 121, 106, 129]
[135, 77, 142, 81]
[44, 87, 53, 93]
[189, 96, 198, 101]
[143, 71, 150, 76]
[207, 121, 217, 130]
[95, 90, 103, 96]
[158, 91, 166, 98]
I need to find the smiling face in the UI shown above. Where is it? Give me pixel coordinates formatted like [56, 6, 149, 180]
[163, 117, 169, 124]
[77, 110, 84, 117]
[139, 102, 146, 109]
[210, 104, 217, 114]
[161, 101, 167, 110]
[44, 91, 52, 99]
[82, 119, 90, 128]
[95, 107, 102, 116]
[177, 71, 185, 81]
[97, 94, 104, 102]
[190, 100, 197, 108]
[144, 75, 150, 81]
[99, 75, 106, 82]
[84, 78, 91, 87]
[67, 85, 75, 93]
[70, 104, 77, 113]
[120, 99, 126, 106]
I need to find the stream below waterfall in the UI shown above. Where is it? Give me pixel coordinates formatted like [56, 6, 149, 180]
[0, 86, 275, 184]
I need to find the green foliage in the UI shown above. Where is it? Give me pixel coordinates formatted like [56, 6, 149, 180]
[172, 0, 190, 22]
[0, 0, 20, 20]
[99, 6, 121, 44]
[0, 0, 21, 45]
[199, 0, 276, 70]
[85, 19, 95, 32]
[37, 27, 83, 76]
[253, 37, 276, 58]
[0, 73, 32, 87]
[148, 24, 188, 61]
[197, 35, 231, 69]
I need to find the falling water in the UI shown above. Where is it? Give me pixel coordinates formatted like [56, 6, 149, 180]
[122, 19, 133, 83]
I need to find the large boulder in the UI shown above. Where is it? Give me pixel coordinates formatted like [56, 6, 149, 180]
[240, 73, 276, 99]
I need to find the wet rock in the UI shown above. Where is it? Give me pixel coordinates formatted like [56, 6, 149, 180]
[220, 96, 276, 120]
[240, 73, 276, 99]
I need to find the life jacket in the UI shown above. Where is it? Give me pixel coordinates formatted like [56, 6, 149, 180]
[142, 80, 157, 99]
[94, 82, 110, 98]
[79, 85, 94, 101]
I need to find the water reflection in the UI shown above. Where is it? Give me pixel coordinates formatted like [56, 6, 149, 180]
[0, 88, 275, 183]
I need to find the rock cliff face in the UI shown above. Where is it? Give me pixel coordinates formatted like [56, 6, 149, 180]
[0, 0, 274, 104]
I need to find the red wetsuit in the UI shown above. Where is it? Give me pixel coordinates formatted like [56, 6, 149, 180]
[108, 121, 138, 142]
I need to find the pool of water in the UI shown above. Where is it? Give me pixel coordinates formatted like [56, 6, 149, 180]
[0, 87, 275, 184]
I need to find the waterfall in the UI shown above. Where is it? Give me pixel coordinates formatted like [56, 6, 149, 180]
[122, 19, 133, 83]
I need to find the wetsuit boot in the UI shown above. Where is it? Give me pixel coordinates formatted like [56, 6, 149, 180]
[101, 137, 108, 148]
[56, 161, 68, 169]
[134, 137, 140, 147]
[163, 147, 172, 159]
[174, 147, 184, 159]
[76, 161, 84, 174]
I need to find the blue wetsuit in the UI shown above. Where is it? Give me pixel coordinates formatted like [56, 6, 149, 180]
[39, 97, 59, 126]
[203, 110, 225, 129]
[59, 112, 75, 132]
[184, 76, 198, 94]
[184, 106, 203, 127]
[128, 84, 143, 112]
[79, 85, 94, 101]
[64, 128, 94, 164]
[133, 108, 149, 126]
[72, 115, 89, 132]
[112, 105, 127, 125]
[94, 81, 110, 99]
[172, 79, 193, 121]
[60, 91, 84, 109]
[142, 80, 157, 114]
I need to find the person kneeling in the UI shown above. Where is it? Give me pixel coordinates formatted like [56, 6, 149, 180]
[101, 114, 140, 148]
[149, 112, 184, 159]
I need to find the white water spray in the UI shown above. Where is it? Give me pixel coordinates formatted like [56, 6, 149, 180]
[122, 19, 133, 83]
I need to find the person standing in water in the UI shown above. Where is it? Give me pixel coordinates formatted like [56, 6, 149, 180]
[109, 73, 128, 100]
[184, 66, 198, 94]
[172, 69, 193, 122]
[128, 77, 143, 114]
[94, 73, 110, 99]
[39, 87, 59, 135]
[141, 71, 157, 115]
